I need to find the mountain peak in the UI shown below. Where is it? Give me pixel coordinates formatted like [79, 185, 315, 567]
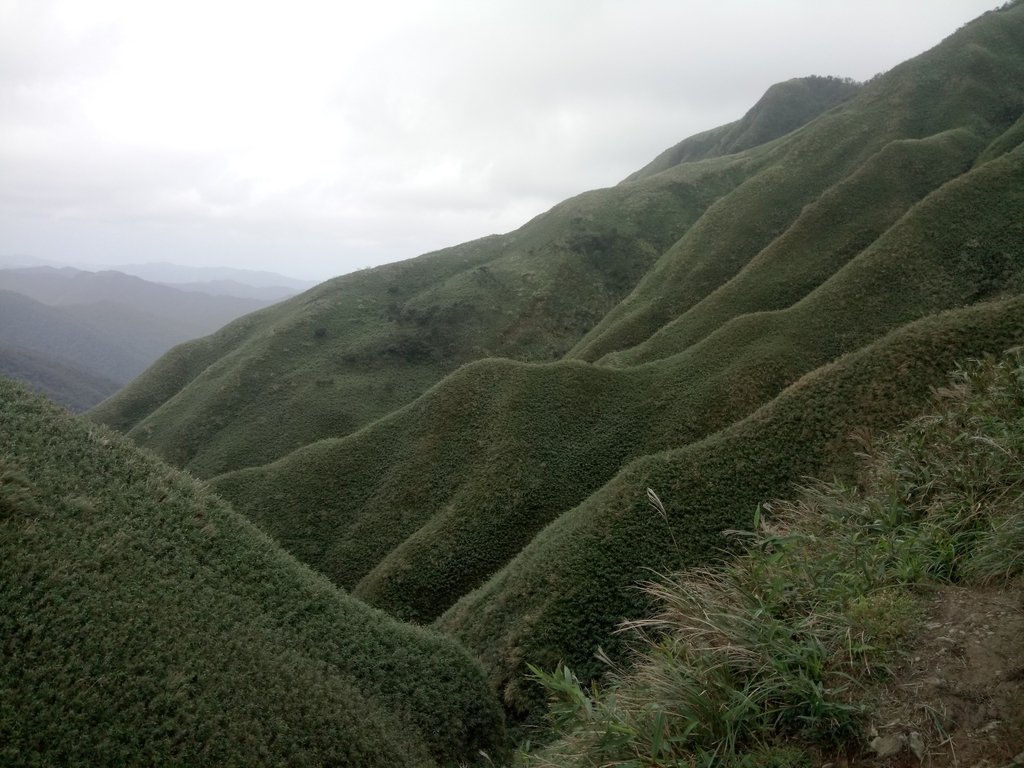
[622, 74, 861, 183]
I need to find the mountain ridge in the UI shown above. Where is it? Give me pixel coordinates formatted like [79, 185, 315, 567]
[621, 74, 861, 183]
[88, 0, 1024, 729]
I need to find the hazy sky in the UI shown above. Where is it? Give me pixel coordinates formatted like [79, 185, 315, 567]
[0, 1, 1001, 281]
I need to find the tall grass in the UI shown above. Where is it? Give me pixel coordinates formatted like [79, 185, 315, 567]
[525, 350, 1024, 767]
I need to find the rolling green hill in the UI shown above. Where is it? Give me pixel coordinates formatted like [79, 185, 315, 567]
[90, 162, 746, 476]
[91, 0, 1024, 731]
[209, 129, 1024, 631]
[525, 349, 1024, 767]
[437, 295, 1024, 721]
[0, 343, 120, 412]
[0, 378, 505, 765]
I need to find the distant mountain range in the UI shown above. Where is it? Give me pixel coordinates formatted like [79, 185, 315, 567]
[0, 254, 315, 295]
[0, 265, 306, 410]
[109, 261, 317, 292]
[0, 341, 121, 412]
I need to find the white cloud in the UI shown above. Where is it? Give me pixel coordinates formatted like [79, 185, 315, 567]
[0, 0, 1002, 280]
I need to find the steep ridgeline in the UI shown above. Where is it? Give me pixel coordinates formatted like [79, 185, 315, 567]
[0, 379, 504, 766]
[569, 5, 1024, 363]
[96, 2, 1024, 728]
[621, 74, 861, 182]
[91, 100, 829, 476]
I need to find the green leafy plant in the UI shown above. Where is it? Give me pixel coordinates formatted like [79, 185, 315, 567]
[525, 350, 1024, 767]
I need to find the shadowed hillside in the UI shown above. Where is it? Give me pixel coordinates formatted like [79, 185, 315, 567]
[0, 267, 286, 409]
[0, 379, 505, 765]
[0, 343, 120, 412]
[90, 1, 1024, 731]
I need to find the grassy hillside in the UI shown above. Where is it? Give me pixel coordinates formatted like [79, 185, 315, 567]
[439, 295, 1024, 723]
[0, 379, 505, 765]
[525, 350, 1024, 767]
[569, 4, 1024, 363]
[92, 155, 752, 476]
[92, 76, 861, 471]
[214, 156, 1024, 626]
[0, 343, 120, 412]
[622, 75, 860, 182]
[212, 94, 1024, 628]
[94, 4, 1024, 481]
[88, 0, 1024, 735]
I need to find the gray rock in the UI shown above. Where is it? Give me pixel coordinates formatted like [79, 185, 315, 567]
[869, 733, 906, 758]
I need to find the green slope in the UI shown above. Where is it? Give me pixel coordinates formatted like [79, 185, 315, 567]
[210, 135, 1024, 627]
[598, 127, 985, 366]
[569, 3, 1024, 363]
[91, 162, 746, 477]
[92, 68, 873, 477]
[438, 295, 1024, 721]
[0, 343, 120, 412]
[526, 350, 1024, 767]
[622, 75, 860, 182]
[87, 0, 1024, 733]
[95, 0, 1024, 481]
[0, 379, 504, 765]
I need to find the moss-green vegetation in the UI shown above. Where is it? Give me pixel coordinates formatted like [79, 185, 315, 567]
[84, 0, 1024, 739]
[95, 8, 1024, 482]
[522, 349, 1024, 767]
[438, 296, 1024, 724]
[0, 379, 505, 766]
[212, 118, 1024, 628]
[623, 75, 861, 182]
[92, 157, 741, 477]
[570, 4, 1024, 363]
[599, 127, 985, 365]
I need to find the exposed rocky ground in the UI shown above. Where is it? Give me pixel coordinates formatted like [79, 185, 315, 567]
[840, 584, 1023, 768]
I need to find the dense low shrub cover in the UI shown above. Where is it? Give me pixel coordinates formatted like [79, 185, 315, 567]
[0, 381, 505, 766]
[439, 296, 1024, 723]
[523, 349, 1024, 767]
[212, 127, 1024, 627]
[85, 0, 1024, 735]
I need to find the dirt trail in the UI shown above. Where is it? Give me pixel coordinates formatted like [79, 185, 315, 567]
[848, 583, 1024, 768]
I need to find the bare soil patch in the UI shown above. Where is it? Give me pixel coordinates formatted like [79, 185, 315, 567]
[847, 583, 1024, 768]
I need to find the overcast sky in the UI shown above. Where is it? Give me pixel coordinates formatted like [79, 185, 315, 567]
[0, 1, 1001, 281]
